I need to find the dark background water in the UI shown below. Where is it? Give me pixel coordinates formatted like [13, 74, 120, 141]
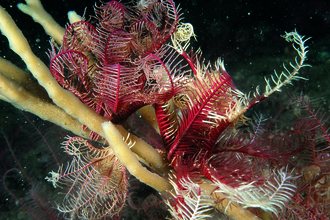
[2, 0, 330, 58]
[0, 0, 329, 219]
[1, 0, 329, 93]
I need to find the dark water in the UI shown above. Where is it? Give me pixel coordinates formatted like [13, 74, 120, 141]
[0, 0, 329, 219]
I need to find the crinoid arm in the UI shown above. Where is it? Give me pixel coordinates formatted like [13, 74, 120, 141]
[165, 174, 214, 220]
[45, 136, 128, 219]
[213, 167, 296, 216]
[156, 55, 248, 161]
[266, 30, 310, 94]
[249, 30, 311, 107]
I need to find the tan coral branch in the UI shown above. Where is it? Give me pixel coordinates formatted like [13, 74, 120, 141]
[0, 72, 91, 139]
[0, 5, 169, 190]
[17, 0, 65, 44]
[102, 121, 172, 193]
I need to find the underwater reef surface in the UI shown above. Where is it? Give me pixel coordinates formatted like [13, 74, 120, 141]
[0, 0, 329, 219]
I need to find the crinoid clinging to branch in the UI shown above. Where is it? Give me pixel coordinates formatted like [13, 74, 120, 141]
[46, 136, 129, 219]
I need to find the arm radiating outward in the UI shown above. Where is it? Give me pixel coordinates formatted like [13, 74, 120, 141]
[0, 3, 169, 193]
[0, 1, 314, 220]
